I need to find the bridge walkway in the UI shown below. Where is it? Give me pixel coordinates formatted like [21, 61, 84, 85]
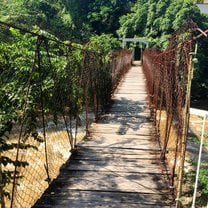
[33, 62, 174, 208]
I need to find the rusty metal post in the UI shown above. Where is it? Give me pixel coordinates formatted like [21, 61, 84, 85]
[175, 46, 195, 208]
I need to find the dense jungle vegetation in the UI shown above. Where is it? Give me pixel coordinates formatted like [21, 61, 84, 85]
[0, 0, 208, 99]
[0, 0, 208, 206]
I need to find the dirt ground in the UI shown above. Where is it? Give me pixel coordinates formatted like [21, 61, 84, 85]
[157, 110, 208, 207]
[3, 121, 86, 208]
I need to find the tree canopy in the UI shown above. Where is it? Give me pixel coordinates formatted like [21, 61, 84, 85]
[118, 0, 208, 48]
[0, 0, 136, 41]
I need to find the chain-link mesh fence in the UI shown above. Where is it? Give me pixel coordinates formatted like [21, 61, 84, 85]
[142, 20, 208, 207]
[143, 20, 197, 199]
[0, 22, 132, 208]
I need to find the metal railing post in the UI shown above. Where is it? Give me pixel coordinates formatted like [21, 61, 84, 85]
[175, 50, 194, 208]
[192, 114, 207, 207]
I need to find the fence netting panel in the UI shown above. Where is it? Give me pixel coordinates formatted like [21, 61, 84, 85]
[143, 21, 198, 193]
[0, 24, 132, 208]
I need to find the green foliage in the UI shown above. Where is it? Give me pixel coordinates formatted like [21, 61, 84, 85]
[0, 0, 73, 40]
[85, 34, 121, 111]
[197, 162, 208, 206]
[199, 163, 208, 194]
[87, 34, 121, 57]
[117, 0, 203, 48]
[0, 0, 136, 41]
[192, 38, 208, 100]
[87, 0, 136, 35]
[118, 1, 148, 38]
[51, 43, 84, 118]
[0, 29, 39, 203]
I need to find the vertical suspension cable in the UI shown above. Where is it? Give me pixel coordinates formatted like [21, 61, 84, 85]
[62, 113, 73, 150]
[37, 37, 51, 184]
[82, 51, 90, 136]
[176, 42, 195, 208]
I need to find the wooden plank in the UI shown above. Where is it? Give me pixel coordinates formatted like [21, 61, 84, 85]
[89, 123, 155, 132]
[79, 136, 159, 149]
[100, 113, 151, 119]
[89, 129, 155, 136]
[90, 123, 154, 128]
[114, 93, 147, 97]
[67, 162, 162, 174]
[74, 146, 161, 160]
[118, 81, 146, 84]
[70, 155, 160, 162]
[66, 166, 163, 175]
[68, 156, 162, 166]
[49, 171, 169, 194]
[35, 202, 173, 208]
[72, 153, 160, 160]
[110, 103, 147, 107]
[102, 112, 150, 118]
[35, 191, 173, 208]
[87, 132, 154, 138]
[89, 126, 154, 132]
[115, 91, 147, 94]
[110, 105, 148, 109]
[108, 100, 148, 105]
[109, 107, 149, 112]
[116, 87, 147, 90]
[42, 190, 171, 204]
[74, 152, 160, 161]
[76, 146, 161, 155]
[98, 115, 151, 121]
[87, 133, 156, 141]
[111, 100, 149, 105]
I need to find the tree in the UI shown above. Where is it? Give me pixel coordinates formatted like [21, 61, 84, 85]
[118, 0, 148, 38]
[87, 0, 136, 35]
[0, 0, 74, 40]
[0, 0, 137, 41]
[117, 0, 203, 47]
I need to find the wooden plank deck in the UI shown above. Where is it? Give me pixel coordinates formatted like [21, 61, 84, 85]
[33, 63, 174, 208]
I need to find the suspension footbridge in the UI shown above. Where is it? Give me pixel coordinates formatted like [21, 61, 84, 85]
[1, 20, 208, 208]
[33, 62, 174, 208]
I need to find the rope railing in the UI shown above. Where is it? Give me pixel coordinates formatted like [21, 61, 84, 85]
[142, 20, 207, 207]
[0, 22, 132, 208]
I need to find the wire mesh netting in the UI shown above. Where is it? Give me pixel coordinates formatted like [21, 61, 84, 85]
[142, 20, 198, 197]
[0, 22, 132, 208]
